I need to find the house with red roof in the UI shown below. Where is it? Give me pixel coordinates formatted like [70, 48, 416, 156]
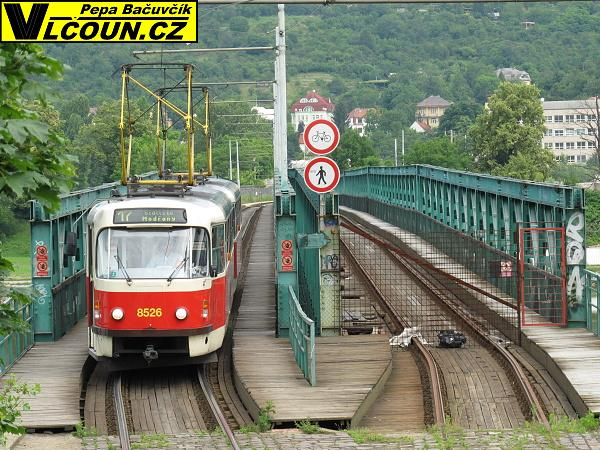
[346, 108, 375, 137]
[290, 90, 335, 132]
[410, 120, 433, 134]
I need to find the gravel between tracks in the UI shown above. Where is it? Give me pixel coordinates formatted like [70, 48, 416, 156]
[80, 429, 600, 450]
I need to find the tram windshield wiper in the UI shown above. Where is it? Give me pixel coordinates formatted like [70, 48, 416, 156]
[167, 254, 189, 283]
[114, 249, 132, 283]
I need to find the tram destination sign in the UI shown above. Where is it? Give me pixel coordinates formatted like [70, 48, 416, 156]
[114, 208, 187, 224]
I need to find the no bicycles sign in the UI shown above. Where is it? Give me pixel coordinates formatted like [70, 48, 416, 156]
[302, 119, 340, 155]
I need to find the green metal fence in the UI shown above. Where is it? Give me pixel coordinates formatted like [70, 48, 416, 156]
[0, 299, 34, 375]
[584, 269, 600, 336]
[338, 165, 586, 327]
[288, 286, 316, 386]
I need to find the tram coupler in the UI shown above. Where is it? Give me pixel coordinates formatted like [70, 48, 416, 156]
[143, 345, 159, 363]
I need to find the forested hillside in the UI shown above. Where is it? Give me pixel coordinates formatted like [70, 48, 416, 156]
[44, 3, 600, 113]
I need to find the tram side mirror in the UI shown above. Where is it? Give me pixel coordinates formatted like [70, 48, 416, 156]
[209, 265, 218, 277]
[65, 232, 78, 257]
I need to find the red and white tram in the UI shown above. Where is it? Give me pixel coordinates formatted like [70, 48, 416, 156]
[85, 179, 241, 367]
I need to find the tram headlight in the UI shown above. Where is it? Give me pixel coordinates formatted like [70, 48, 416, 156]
[175, 307, 188, 320]
[94, 310, 101, 320]
[202, 300, 209, 318]
[111, 307, 124, 321]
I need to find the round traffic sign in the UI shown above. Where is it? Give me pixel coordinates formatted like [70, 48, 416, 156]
[303, 119, 340, 155]
[303, 157, 340, 194]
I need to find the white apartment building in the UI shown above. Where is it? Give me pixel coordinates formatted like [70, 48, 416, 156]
[543, 98, 598, 164]
[290, 90, 335, 133]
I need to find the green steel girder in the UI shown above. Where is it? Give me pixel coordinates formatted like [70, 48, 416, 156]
[338, 165, 587, 327]
[288, 168, 340, 337]
[30, 172, 157, 342]
[274, 171, 298, 338]
[297, 233, 329, 249]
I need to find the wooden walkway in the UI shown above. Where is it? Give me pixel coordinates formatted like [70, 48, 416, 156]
[233, 204, 392, 424]
[1, 319, 88, 429]
[342, 206, 600, 416]
[360, 350, 425, 432]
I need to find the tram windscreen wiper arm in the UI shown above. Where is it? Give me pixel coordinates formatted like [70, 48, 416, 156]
[167, 255, 189, 282]
[114, 249, 132, 283]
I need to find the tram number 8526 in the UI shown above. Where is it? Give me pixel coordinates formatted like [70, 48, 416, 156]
[136, 307, 163, 318]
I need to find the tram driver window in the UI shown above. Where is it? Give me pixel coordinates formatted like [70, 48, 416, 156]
[192, 228, 209, 278]
[211, 224, 225, 274]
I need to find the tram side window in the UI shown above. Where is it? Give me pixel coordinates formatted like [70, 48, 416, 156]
[211, 224, 225, 274]
[192, 228, 209, 278]
[227, 214, 234, 252]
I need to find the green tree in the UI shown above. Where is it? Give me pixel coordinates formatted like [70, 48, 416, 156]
[437, 101, 482, 137]
[0, 43, 73, 444]
[491, 149, 556, 182]
[333, 130, 379, 169]
[73, 100, 154, 187]
[469, 82, 554, 180]
[404, 137, 474, 170]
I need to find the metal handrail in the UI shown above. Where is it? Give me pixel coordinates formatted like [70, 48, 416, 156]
[584, 269, 600, 336]
[0, 298, 34, 375]
[288, 286, 316, 386]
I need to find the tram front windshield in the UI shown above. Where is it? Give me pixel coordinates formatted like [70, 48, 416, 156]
[96, 227, 209, 280]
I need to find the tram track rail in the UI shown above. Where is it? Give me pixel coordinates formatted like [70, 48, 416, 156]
[341, 217, 552, 429]
[340, 239, 446, 427]
[198, 365, 241, 450]
[113, 373, 131, 450]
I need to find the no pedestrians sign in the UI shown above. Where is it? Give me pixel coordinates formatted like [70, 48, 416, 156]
[303, 157, 340, 194]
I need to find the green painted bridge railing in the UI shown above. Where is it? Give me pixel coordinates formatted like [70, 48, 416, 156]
[584, 269, 600, 336]
[288, 285, 316, 386]
[0, 298, 33, 375]
[338, 164, 587, 327]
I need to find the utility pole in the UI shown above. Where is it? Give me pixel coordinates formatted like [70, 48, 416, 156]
[394, 138, 398, 166]
[236, 140, 240, 186]
[273, 4, 288, 175]
[401, 129, 405, 163]
[229, 140, 233, 180]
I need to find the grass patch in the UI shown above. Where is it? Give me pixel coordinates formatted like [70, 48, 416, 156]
[241, 194, 273, 204]
[295, 418, 320, 434]
[73, 422, 99, 439]
[2, 226, 31, 278]
[238, 401, 275, 433]
[346, 428, 414, 445]
[428, 420, 467, 450]
[131, 433, 170, 449]
[587, 265, 600, 274]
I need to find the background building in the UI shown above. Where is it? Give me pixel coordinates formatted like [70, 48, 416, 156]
[346, 108, 374, 136]
[496, 68, 532, 84]
[415, 95, 452, 129]
[543, 98, 599, 164]
[290, 90, 335, 132]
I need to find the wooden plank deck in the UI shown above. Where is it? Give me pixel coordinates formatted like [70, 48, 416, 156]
[1, 319, 89, 429]
[233, 204, 391, 423]
[359, 350, 425, 432]
[342, 206, 600, 416]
